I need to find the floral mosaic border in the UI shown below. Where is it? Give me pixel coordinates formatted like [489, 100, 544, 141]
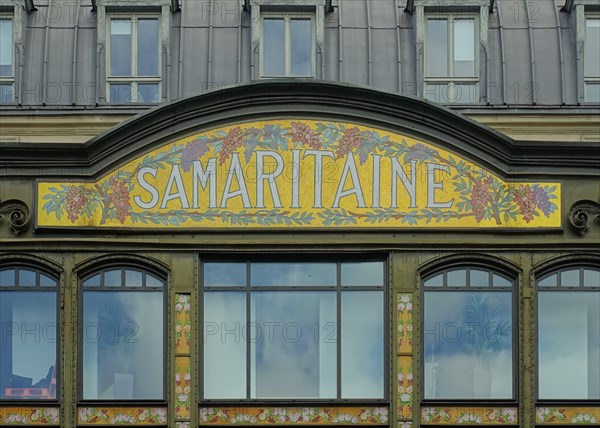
[77, 407, 167, 425]
[397, 293, 413, 353]
[199, 407, 389, 425]
[536, 407, 599, 425]
[176, 357, 192, 420]
[421, 407, 517, 425]
[0, 407, 59, 425]
[175, 294, 191, 354]
[397, 356, 414, 419]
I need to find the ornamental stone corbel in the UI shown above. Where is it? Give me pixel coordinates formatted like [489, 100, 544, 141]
[568, 199, 600, 237]
[0, 199, 31, 236]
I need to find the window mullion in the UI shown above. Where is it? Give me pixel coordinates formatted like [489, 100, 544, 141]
[285, 15, 291, 77]
[132, 16, 138, 102]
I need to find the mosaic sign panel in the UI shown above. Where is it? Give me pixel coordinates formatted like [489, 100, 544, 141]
[37, 120, 561, 229]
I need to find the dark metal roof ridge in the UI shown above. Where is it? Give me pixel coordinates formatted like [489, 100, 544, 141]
[0, 80, 598, 178]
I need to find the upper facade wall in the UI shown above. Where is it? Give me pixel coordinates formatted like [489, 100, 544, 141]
[1, 0, 597, 107]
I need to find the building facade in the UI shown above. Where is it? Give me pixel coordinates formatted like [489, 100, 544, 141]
[0, 0, 599, 427]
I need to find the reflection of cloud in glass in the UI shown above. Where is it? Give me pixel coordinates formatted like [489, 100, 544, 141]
[251, 263, 336, 286]
[539, 292, 600, 399]
[204, 292, 246, 398]
[251, 292, 336, 398]
[342, 292, 384, 398]
[424, 291, 512, 399]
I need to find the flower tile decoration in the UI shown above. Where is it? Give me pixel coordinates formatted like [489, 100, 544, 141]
[0, 407, 59, 425]
[536, 407, 600, 425]
[421, 407, 517, 425]
[175, 293, 191, 354]
[199, 407, 389, 425]
[77, 407, 167, 425]
[397, 356, 414, 419]
[397, 293, 413, 353]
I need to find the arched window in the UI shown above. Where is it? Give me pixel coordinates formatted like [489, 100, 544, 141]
[0, 265, 58, 400]
[537, 264, 600, 400]
[422, 265, 515, 400]
[81, 266, 165, 400]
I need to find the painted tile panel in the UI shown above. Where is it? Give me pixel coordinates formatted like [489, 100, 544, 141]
[175, 356, 192, 420]
[77, 407, 167, 425]
[199, 407, 389, 425]
[421, 406, 517, 424]
[396, 292, 413, 353]
[536, 407, 600, 425]
[397, 356, 414, 419]
[175, 293, 192, 354]
[0, 407, 59, 425]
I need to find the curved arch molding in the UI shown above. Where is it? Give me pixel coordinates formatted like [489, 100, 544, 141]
[36, 119, 561, 230]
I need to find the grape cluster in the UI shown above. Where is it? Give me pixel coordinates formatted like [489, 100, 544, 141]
[470, 177, 494, 222]
[336, 127, 363, 158]
[513, 184, 536, 223]
[290, 121, 321, 149]
[533, 185, 551, 217]
[65, 186, 87, 223]
[108, 178, 131, 224]
[181, 141, 207, 172]
[219, 127, 245, 164]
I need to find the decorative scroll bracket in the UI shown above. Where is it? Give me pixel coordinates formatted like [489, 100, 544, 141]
[568, 199, 600, 237]
[0, 199, 31, 236]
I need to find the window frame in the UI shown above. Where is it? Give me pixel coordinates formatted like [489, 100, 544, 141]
[423, 12, 480, 104]
[583, 13, 600, 103]
[0, 264, 60, 402]
[535, 262, 600, 402]
[78, 263, 167, 403]
[199, 255, 388, 403]
[420, 262, 519, 403]
[0, 12, 14, 103]
[259, 11, 316, 78]
[105, 12, 162, 103]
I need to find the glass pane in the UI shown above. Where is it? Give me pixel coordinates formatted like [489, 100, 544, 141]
[585, 19, 600, 77]
[203, 292, 246, 398]
[204, 263, 246, 287]
[104, 270, 122, 287]
[109, 84, 132, 103]
[341, 262, 384, 286]
[263, 19, 285, 76]
[447, 269, 467, 287]
[39, 274, 57, 287]
[251, 263, 336, 286]
[341, 291, 384, 398]
[83, 274, 101, 287]
[584, 269, 600, 287]
[124, 270, 142, 287]
[290, 19, 312, 77]
[83, 291, 164, 399]
[424, 273, 443, 287]
[18, 269, 36, 287]
[560, 269, 580, 287]
[137, 19, 158, 76]
[0, 83, 13, 103]
[138, 83, 159, 103]
[426, 19, 448, 77]
[0, 291, 57, 400]
[538, 273, 557, 287]
[251, 291, 336, 398]
[0, 19, 13, 76]
[539, 292, 600, 399]
[0, 269, 16, 286]
[493, 274, 512, 288]
[146, 274, 163, 288]
[424, 291, 513, 399]
[470, 270, 490, 287]
[110, 19, 132, 76]
[585, 83, 600, 103]
[454, 19, 475, 76]
[453, 84, 478, 103]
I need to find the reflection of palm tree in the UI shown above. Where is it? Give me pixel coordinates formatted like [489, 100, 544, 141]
[465, 295, 512, 368]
